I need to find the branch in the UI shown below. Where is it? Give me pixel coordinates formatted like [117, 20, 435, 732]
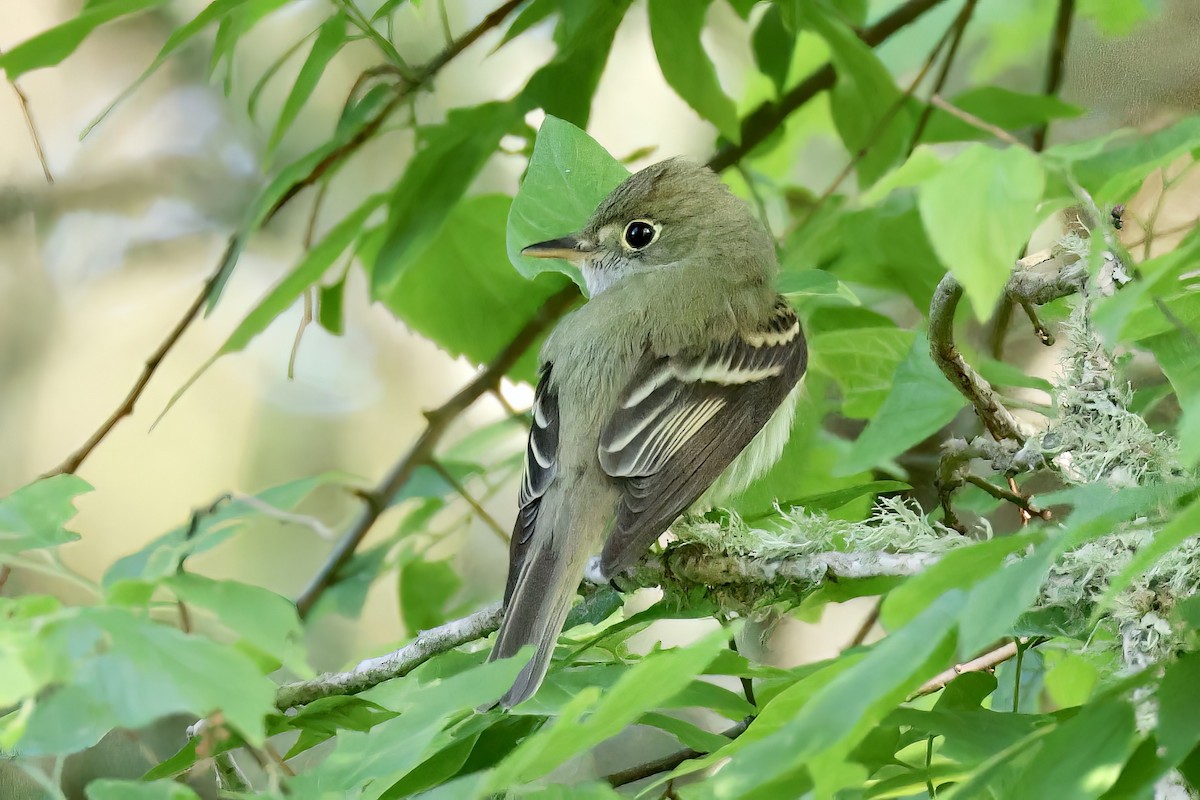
[294, 285, 579, 618]
[706, 0, 954, 172]
[909, 0, 978, 149]
[2, 47, 53, 184]
[928, 259, 1086, 444]
[276, 603, 504, 710]
[280, 543, 942, 709]
[39, 0, 525, 479]
[1032, 0, 1076, 152]
[908, 640, 1023, 699]
[604, 718, 752, 788]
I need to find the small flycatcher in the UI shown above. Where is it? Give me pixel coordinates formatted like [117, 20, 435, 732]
[490, 158, 807, 707]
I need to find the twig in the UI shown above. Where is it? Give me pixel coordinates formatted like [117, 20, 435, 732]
[605, 718, 752, 788]
[1016, 297, 1055, 346]
[276, 603, 505, 709]
[848, 600, 881, 648]
[707, 0, 953, 172]
[928, 95, 1021, 146]
[294, 285, 579, 617]
[429, 459, 511, 544]
[288, 289, 314, 379]
[3, 51, 54, 184]
[39, 0, 526, 479]
[727, 637, 756, 709]
[909, 0, 978, 150]
[909, 640, 1022, 699]
[229, 490, 338, 539]
[964, 475, 1051, 521]
[1032, 0, 1076, 152]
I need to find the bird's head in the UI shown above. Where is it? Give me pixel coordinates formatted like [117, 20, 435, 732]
[522, 158, 772, 296]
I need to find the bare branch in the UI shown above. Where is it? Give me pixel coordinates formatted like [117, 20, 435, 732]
[1032, 0, 1077, 151]
[909, 640, 1024, 699]
[604, 718, 752, 788]
[429, 459, 511, 544]
[276, 603, 505, 709]
[2, 47, 54, 184]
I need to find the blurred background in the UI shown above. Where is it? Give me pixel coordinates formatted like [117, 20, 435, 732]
[2, 0, 1200, 789]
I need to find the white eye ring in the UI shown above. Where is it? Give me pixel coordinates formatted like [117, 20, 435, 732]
[622, 219, 660, 251]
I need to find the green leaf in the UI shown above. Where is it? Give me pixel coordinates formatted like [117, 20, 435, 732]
[839, 332, 967, 474]
[165, 574, 309, 676]
[694, 593, 960, 798]
[1009, 699, 1136, 799]
[81, 0, 252, 137]
[1157, 652, 1200, 765]
[399, 554, 462, 633]
[494, 0, 558, 47]
[20, 609, 276, 754]
[1078, 0, 1160, 36]
[86, 779, 201, 800]
[881, 532, 1038, 629]
[290, 655, 531, 795]
[318, 273, 346, 335]
[640, 712, 732, 753]
[798, 2, 912, 186]
[487, 629, 729, 788]
[383, 194, 573, 383]
[103, 474, 342, 587]
[0, 0, 168, 80]
[775, 269, 860, 305]
[918, 144, 1046, 320]
[920, 87, 1083, 145]
[647, 0, 739, 142]
[751, 2, 795, 95]
[518, 0, 633, 127]
[1064, 115, 1200, 203]
[810, 327, 915, 419]
[771, 480, 911, 516]
[266, 13, 348, 159]
[506, 116, 630, 286]
[371, 103, 519, 295]
[0, 475, 92, 554]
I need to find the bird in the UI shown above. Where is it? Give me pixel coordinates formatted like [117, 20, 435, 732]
[488, 157, 808, 708]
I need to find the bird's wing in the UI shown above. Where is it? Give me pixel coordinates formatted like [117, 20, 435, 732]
[597, 297, 807, 576]
[504, 363, 559, 605]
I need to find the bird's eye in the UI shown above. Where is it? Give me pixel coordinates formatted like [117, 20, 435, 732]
[623, 220, 658, 250]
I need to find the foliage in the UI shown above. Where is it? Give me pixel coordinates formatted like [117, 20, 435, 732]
[2, 0, 1200, 797]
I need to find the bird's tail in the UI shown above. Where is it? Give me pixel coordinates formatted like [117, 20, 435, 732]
[489, 507, 588, 708]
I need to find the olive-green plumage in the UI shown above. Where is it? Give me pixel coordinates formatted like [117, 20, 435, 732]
[490, 158, 807, 707]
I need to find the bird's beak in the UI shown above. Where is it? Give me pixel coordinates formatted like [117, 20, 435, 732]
[521, 235, 594, 263]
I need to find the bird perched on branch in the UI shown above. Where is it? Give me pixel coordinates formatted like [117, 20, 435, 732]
[490, 158, 807, 707]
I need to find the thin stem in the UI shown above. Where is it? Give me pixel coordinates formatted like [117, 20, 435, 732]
[604, 718, 752, 787]
[1012, 640, 1026, 712]
[288, 289, 315, 380]
[727, 636, 757, 709]
[964, 475, 1051, 521]
[2, 47, 54, 184]
[429, 459, 511, 544]
[926, 735, 937, 798]
[1032, 0, 1076, 151]
[909, 0, 979, 152]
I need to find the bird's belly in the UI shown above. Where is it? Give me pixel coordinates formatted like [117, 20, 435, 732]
[695, 379, 802, 509]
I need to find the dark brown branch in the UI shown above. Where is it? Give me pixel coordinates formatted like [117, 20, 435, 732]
[39, 0, 526, 479]
[294, 285, 579, 618]
[605, 718, 752, 788]
[1032, 0, 1076, 152]
[706, 0, 954, 172]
